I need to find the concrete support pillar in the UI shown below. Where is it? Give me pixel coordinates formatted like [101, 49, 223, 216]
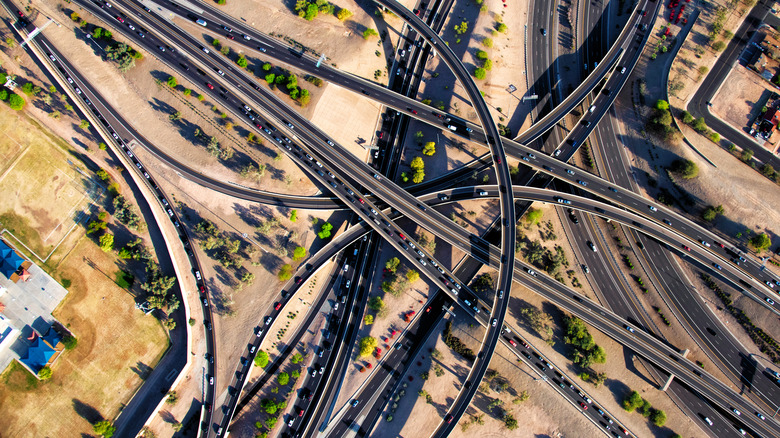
[660, 349, 690, 391]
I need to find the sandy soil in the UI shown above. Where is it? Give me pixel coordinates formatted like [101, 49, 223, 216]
[228, 266, 335, 437]
[666, 0, 750, 105]
[415, 0, 530, 130]
[310, 84, 381, 161]
[33, 0, 318, 197]
[711, 63, 778, 136]
[202, 0, 388, 82]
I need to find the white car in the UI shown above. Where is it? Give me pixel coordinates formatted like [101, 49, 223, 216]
[648, 205, 657, 212]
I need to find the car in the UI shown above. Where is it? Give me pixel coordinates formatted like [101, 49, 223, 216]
[249, 345, 256, 353]
[625, 325, 634, 333]
[351, 399, 360, 407]
[577, 180, 588, 187]
[580, 402, 588, 410]
[648, 205, 657, 212]
[732, 408, 741, 416]
[215, 68, 224, 76]
[541, 28, 547, 36]
[496, 157, 502, 164]
[243, 34, 251, 40]
[264, 316, 273, 325]
[526, 268, 536, 276]
[527, 153, 536, 159]
[566, 169, 575, 175]
[767, 297, 775, 305]
[319, 365, 325, 374]
[700, 240, 711, 247]
[582, 120, 591, 127]
[373, 173, 381, 180]
[222, 25, 232, 32]
[478, 190, 488, 196]
[498, 290, 504, 299]
[116, 16, 124, 23]
[295, 277, 303, 284]
[311, 369, 317, 377]
[682, 245, 691, 251]
[704, 417, 713, 426]
[663, 219, 672, 226]
[202, 297, 209, 307]
[491, 318, 497, 327]
[157, 45, 165, 51]
[208, 375, 214, 385]
[714, 241, 725, 248]
[255, 326, 264, 337]
[587, 241, 597, 252]
[206, 82, 214, 90]
[583, 265, 590, 273]
[287, 418, 294, 427]
[204, 320, 212, 330]
[756, 412, 766, 420]
[274, 302, 282, 310]
[195, 270, 202, 281]
[445, 414, 453, 423]
[766, 281, 775, 288]
[127, 24, 135, 30]
[303, 390, 313, 401]
[509, 339, 517, 347]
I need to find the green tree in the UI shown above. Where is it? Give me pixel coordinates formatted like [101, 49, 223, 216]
[422, 141, 436, 156]
[762, 163, 775, 178]
[337, 8, 353, 21]
[496, 22, 508, 33]
[476, 50, 489, 60]
[681, 110, 694, 124]
[525, 208, 543, 225]
[692, 117, 708, 133]
[363, 28, 379, 39]
[260, 398, 278, 414]
[169, 111, 182, 121]
[99, 233, 114, 252]
[293, 246, 307, 261]
[701, 205, 724, 222]
[750, 233, 771, 252]
[368, 296, 384, 311]
[183, 88, 192, 97]
[474, 68, 486, 79]
[236, 54, 248, 68]
[655, 99, 670, 110]
[318, 222, 333, 239]
[454, 21, 469, 35]
[358, 336, 378, 357]
[364, 314, 374, 325]
[622, 390, 644, 411]
[167, 76, 177, 88]
[278, 264, 293, 281]
[93, 421, 116, 438]
[406, 269, 420, 282]
[712, 41, 726, 51]
[650, 409, 667, 426]
[254, 350, 269, 368]
[503, 414, 518, 430]
[671, 159, 699, 179]
[291, 352, 304, 364]
[38, 366, 52, 380]
[277, 372, 290, 386]
[290, 210, 298, 222]
[8, 93, 24, 110]
[483, 59, 493, 71]
[385, 257, 400, 273]
[482, 37, 494, 48]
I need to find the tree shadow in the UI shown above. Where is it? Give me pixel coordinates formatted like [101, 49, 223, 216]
[130, 361, 153, 380]
[72, 398, 103, 424]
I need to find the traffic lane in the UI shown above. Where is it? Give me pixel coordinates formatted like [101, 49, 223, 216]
[27, 31, 219, 433]
[327, 293, 450, 437]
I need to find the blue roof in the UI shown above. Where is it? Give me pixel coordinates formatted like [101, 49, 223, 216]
[42, 327, 61, 349]
[0, 240, 24, 278]
[19, 337, 56, 373]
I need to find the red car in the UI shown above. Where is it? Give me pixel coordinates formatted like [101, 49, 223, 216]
[411, 109, 418, 114]
[714, 241, 725, 248]
[206, 82, 214, 90]
[115, 16, 124, 22]
[426, 306, 431, 313]
[445, 414, 453, 423]
[580, 402, 588, 410]
[496, 157, 502, 164]
[274, 302, 282, 310]
[399, 233, 406, 240]
[298, 408, 304, 416]
[508, 339, 517, 347]
[682, 245, 691, 251]
[295, 277, 303, 284]
[226, 34, 235, 40]
[200, 285, 206, 293]
[358, 198, 365, 204]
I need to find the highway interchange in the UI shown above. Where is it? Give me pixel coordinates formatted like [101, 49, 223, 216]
[8, 0, 780, 436]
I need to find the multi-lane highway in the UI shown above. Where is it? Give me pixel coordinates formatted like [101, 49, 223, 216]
[22, 0, 780, 436]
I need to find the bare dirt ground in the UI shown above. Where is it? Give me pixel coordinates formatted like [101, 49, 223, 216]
[34, 0, 318, 196]
[228, 266, 335, 437]
[666, 0, 751, 106]
[206, 0, 388, 82]
[710, 63, 778, 136]
[310, 84, 381, 161]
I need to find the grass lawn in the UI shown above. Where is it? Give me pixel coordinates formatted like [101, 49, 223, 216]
[115, 270, 135, 289]
[0, 104, 97, 258]
[0, 209, 168, 437]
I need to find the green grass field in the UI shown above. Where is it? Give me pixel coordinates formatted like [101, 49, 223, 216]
[0, 105, 97, 258]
